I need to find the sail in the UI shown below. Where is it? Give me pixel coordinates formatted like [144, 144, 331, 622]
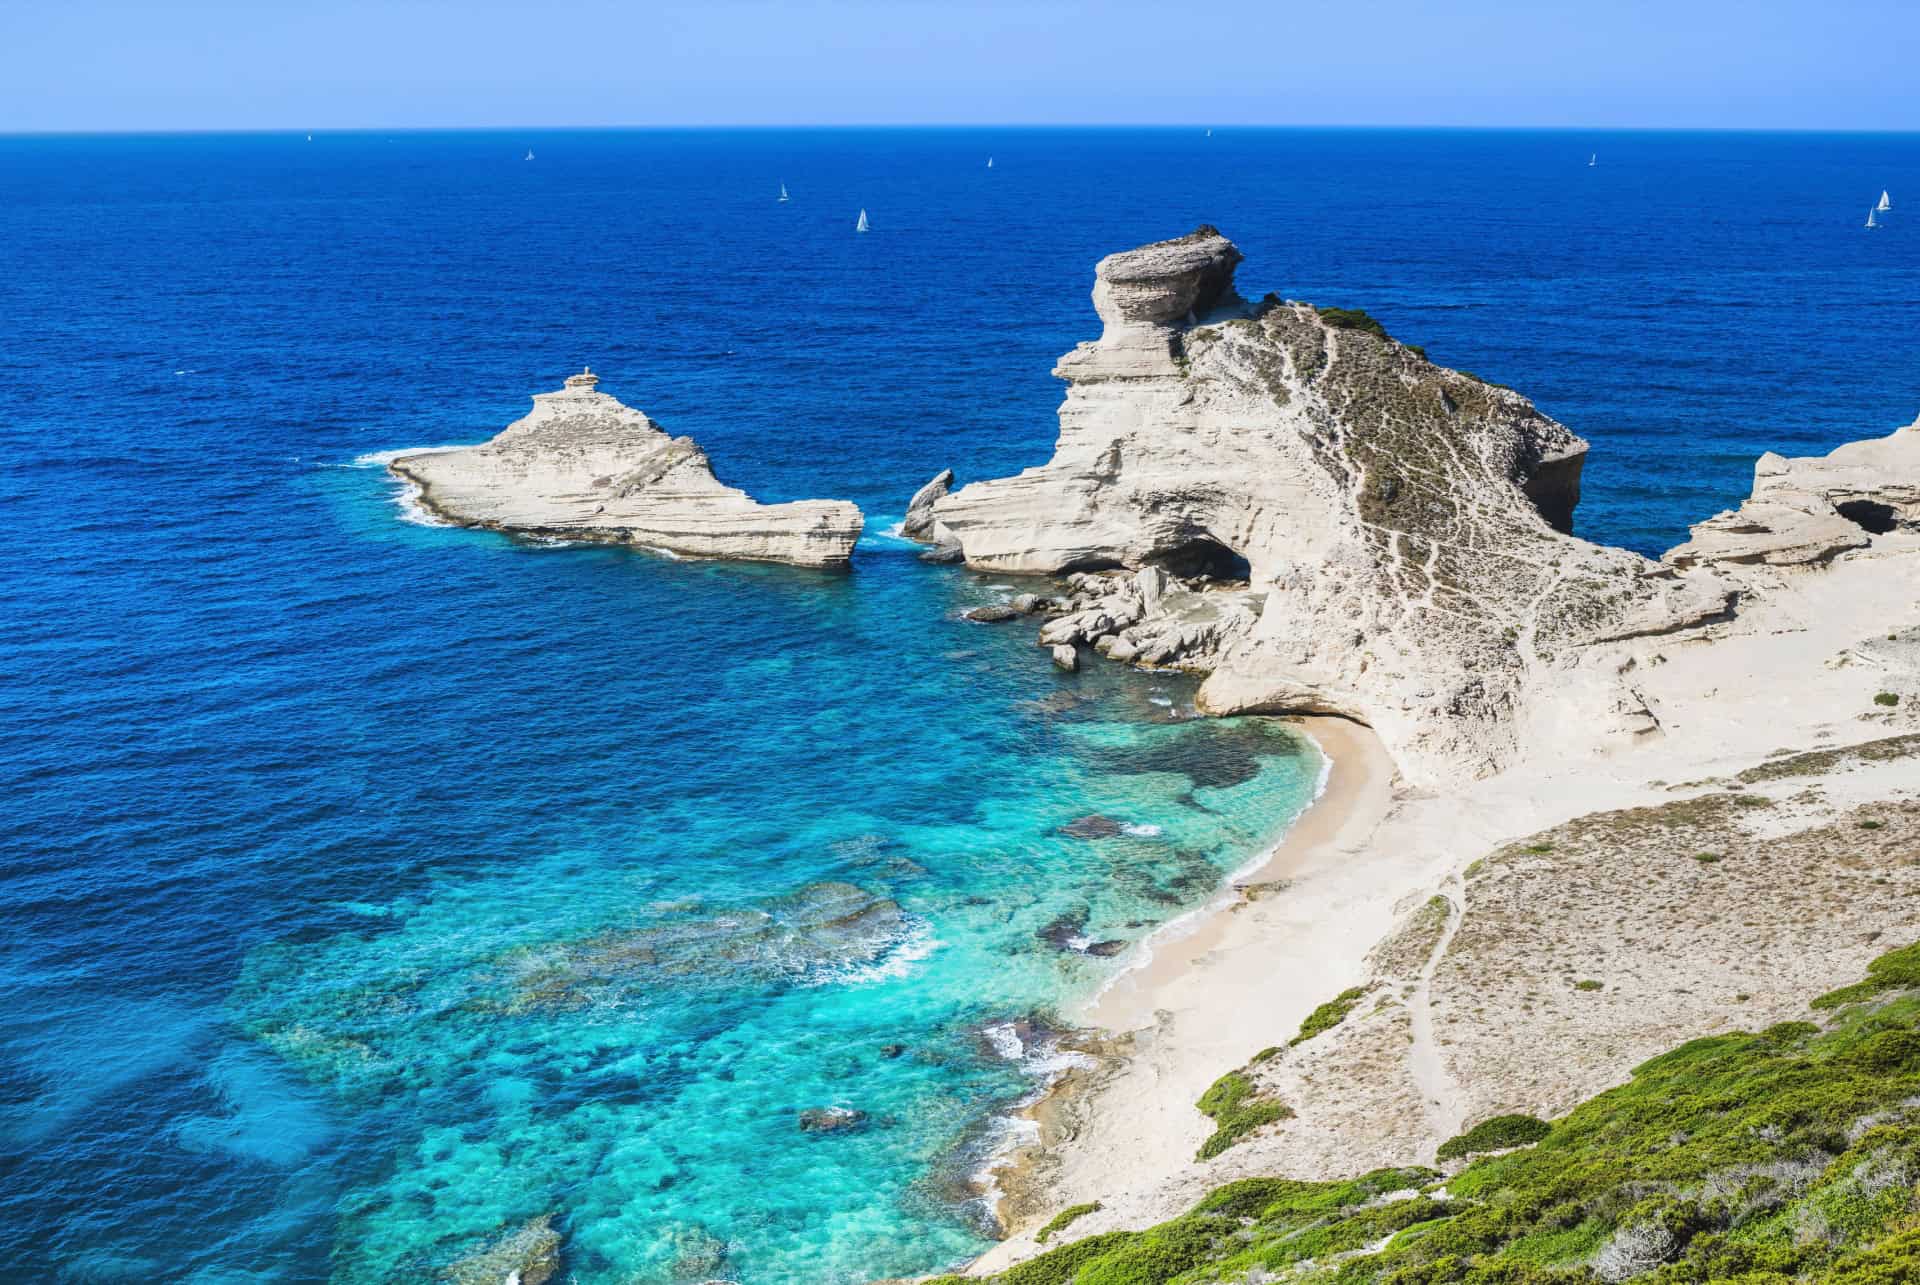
[1868, 208, 1878, 228]
[1879, 190, 1893, 211]
[856, 209, 869, 233]
[779, 183, 789, 201]
[986, 157, 993, 168]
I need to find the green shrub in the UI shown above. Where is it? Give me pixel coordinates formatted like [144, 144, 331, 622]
[1874, 692, 1900, 707]
[1000, 1231, 1139, 1285]
[1314, 305, 1392, 341]
[1033, 1201, 1101, 1244]
[1290, 985, 1371, 1046]
[1813, 940, 1920, 1009]
[1575, 979, 1603, 992]
[1194, 1071, 1293, 1160]
[1437, 1113, 1552, 1160]
[969, 941, 1920, 1285]
[1074, 1216, 1223, 1285]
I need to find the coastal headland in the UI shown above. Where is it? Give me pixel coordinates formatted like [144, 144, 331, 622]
[912, 229, 1920, 1279]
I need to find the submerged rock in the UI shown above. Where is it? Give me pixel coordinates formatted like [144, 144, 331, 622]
[443, 1215, 562, 1285]
[1038, 907, 1090, 950]
[1060, 815, 1125, 840]
[931, 228, 1735, 783]
[798, 1106, 868, 1133]
[1084, 939, 1128, 957]
[391, 369, 863, 568]
[963, 603, 1021, 623]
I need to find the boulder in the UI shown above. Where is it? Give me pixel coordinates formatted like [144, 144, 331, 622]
[901, 468, 955, 540]
[1051, 644, 1079, 672]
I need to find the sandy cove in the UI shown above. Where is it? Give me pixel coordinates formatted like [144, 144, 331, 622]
[969, 532, 1920, 1274]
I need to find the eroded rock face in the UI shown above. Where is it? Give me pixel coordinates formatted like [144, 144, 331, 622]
[932, 228, 1733, 783]
[392, 370, 863, 568]
[1665, 417, 1920, 569]
[901, 468, 954, 539]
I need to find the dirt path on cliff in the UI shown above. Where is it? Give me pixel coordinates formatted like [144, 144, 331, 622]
[1406, 877, 1467, 1148]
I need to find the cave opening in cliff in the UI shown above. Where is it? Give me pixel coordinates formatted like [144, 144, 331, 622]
[1154, 537, 1252, 582]
[1837, 499, 1898, 535]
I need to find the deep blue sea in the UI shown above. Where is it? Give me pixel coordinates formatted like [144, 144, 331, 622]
[1, 128, 1917, 1283]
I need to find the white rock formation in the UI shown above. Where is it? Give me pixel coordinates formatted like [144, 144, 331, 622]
[391, 370, 863, 568]
[901, 468, 954, 540]
[932, 228, 1733, 783]
[1665, 416, 1920, 568]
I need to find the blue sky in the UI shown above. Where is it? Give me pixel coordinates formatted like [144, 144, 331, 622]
[2, 0, 1914, 133]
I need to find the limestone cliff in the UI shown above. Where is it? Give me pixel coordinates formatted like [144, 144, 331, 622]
[1665, 415, 1920, 569]
[932, 228, 1731, 782]
[392, 371, 863, 568]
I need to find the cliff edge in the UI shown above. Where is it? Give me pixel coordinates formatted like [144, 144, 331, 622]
[391, 371, 863, 569]
[930, 228, 1733, 783]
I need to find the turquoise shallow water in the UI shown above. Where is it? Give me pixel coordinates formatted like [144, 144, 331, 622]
[220, 496, 1322, 1281]
[4, 126, 1916, 1282]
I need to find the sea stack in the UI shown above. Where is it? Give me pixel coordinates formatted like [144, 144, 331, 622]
[391, 370, 864, 568]
[930, 228, 1733, 782]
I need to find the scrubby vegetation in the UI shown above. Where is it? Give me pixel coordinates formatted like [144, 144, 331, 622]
[976, 942, 1920, 1284]
[1436, 1112, 1552, 1160]
[1314, 306, 1393, 343]
[1291, 987, 1373, 1047]
[1874, 692, 1900, 707]
[1195, 1071, 1294, 1160]
[1037, 1203, 1104, 1244]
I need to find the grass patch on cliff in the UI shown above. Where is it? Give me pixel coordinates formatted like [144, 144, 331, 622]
[1315, 305, 1393, 342]
[970, 941, 1920, 1285]
[1194, 1071, 1294, 1160]
[1290, 985, 1372, 1047]
[1035, 1203, 1102, 1244]
[1436, 1112, 1552, 1160]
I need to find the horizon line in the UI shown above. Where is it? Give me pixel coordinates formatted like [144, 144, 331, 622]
[6, 122, 1920, 140]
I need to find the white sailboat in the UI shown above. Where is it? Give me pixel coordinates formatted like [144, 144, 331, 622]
[1867, 206, 1880, 229]
[525, 149, 535, 161]
[779, 182, 789, 202]
[1878, 190, 1893, 211]
[1588, 153, 1597, 166]
[986, 156, 993, 168]
[1206, 128, 1213, 137]
[856, 208, 870, 233]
